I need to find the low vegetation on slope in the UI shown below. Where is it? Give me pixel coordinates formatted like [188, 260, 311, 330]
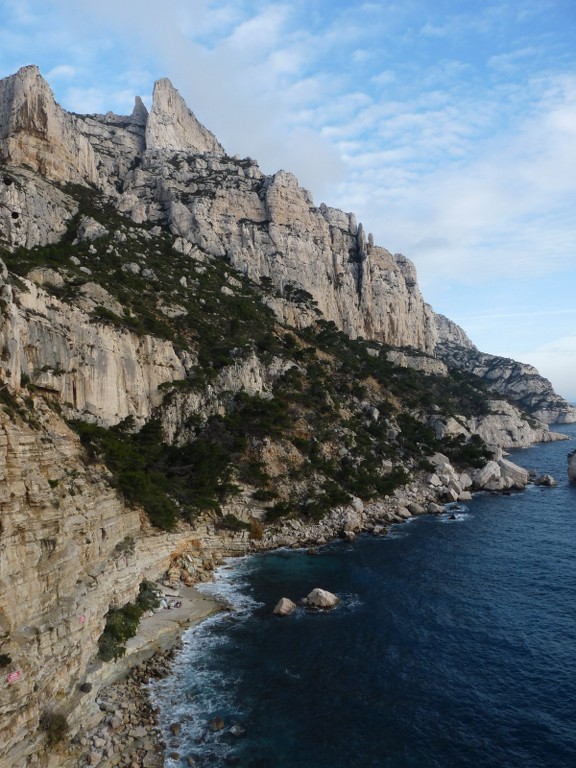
[0, 184, 496, 532]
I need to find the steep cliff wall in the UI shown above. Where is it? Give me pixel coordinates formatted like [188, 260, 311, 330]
[0, 260, 185, 426]
[0, 394, 184, 767]
[0, 65, 98, 186]
[0, 65, 573, 768]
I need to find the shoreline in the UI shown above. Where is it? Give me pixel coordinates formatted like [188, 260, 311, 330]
[76, 586, 226, 767]
[76, 442, 569, 767]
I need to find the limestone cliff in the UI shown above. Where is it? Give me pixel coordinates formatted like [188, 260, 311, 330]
[145, 77, 224, 155]
[435, 314, 576, 424]
[0, 65, 573, 768]
[0, 65, 98, 186]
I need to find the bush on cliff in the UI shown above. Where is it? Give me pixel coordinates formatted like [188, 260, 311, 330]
[98, 581, 160, 662]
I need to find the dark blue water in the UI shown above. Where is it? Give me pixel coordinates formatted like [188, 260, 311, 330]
[154, 425, 576, 768]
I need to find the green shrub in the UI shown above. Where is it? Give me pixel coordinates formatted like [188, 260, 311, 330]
[98, 581, 160, 661]
[39, 710, 68, 747]
[219, 513, 250, 532]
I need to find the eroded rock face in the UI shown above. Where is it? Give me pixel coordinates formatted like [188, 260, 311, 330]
[0, 65, 98, 185]
[0, 262, 185, 426]
[0, 397, 186, 768]
[436, 317, 576, 424]
[430, 399, 566, 450]
[145, 78, 224, 155]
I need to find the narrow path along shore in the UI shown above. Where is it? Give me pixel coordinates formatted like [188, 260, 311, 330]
[77, 586, 226, 768]
[124, 585, 225, 665]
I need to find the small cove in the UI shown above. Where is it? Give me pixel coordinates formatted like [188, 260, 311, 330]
[153, 424, 576, 768]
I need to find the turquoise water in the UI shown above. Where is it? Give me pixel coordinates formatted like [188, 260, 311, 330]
[153, 424, 576, 767]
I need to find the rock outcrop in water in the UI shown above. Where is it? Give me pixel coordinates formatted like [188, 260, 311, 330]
[0, 65, 573, 768]
[568, 450, 576, 483]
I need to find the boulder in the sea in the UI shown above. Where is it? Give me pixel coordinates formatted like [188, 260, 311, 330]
[229, 724, 246, 737]
[303, 588, 339, 609]
[569, 450, 576, 483]
[273, 597, 297, 617]
[209, 716, 225, 731]
[533, 474, 557, 487]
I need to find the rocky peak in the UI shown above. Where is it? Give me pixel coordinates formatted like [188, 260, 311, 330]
[145, 77, 224, 155]
[130, 95, 148, 126]
[0, 64, 98, 184]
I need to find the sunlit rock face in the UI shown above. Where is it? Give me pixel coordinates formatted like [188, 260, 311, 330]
[0, 62, 575, 768]
[145, 77, 224, 155]
[0, 65, 98, 185]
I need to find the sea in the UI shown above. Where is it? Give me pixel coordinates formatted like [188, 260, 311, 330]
[152, 424, 576, 768]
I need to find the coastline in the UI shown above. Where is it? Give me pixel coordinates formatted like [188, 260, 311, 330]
[74, 484, 457, 767]
[76, 586, 225, 768]
[75, 439, 572, 767]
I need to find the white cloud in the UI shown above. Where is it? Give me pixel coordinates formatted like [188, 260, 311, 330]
[46, 64, 76, 79]
[523, 335, 576, 402]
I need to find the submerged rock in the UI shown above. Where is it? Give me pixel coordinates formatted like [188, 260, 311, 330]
[533, 474, 557, 487]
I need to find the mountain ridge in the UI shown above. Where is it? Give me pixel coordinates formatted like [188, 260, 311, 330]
[0, 65, 574, 768]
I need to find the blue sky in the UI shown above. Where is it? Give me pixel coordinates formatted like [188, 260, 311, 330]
[1, 0, 575, 401]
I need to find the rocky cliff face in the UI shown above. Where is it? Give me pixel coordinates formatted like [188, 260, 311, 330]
[0, 65, 98, 186]
[0, 260, 185, 426]
[1, 65, 571, 423]
[0, 65, 573, 768]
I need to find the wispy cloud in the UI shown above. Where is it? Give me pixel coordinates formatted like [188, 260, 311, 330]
[0, 0, 575, 397]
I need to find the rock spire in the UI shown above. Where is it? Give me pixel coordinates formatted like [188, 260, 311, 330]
[145, 77, 224, 154]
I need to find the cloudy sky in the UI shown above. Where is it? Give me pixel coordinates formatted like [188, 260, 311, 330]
[1, 0, 575, 400]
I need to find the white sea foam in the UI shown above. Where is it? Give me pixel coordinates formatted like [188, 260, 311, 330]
[150, 556, 261, 767]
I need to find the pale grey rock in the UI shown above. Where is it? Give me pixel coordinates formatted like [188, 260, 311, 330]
[435, 322, 576, 424]
[387, 349, 447, 376]
[304, 588, 339, 609]
[27, 266, 65, 288]
[273, 597, 297, 616]
[432, 400, 567, 450]
[76, 215, 109, 242]
[0, 266, 185, 425]
[470, 457, 528, 491]
[533, 474, 557, 487]
[145, 78, 224, 154]
[434, 313, 475, 349]
[75, 282, 125, 318]
[429, 453, 450, 466]
[472, 461, 501, 489]
[498, 458, 529, 489]
[0, 167, 76, 250]
[0, 65, 98, 185]
[458, 491, 473, 501]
